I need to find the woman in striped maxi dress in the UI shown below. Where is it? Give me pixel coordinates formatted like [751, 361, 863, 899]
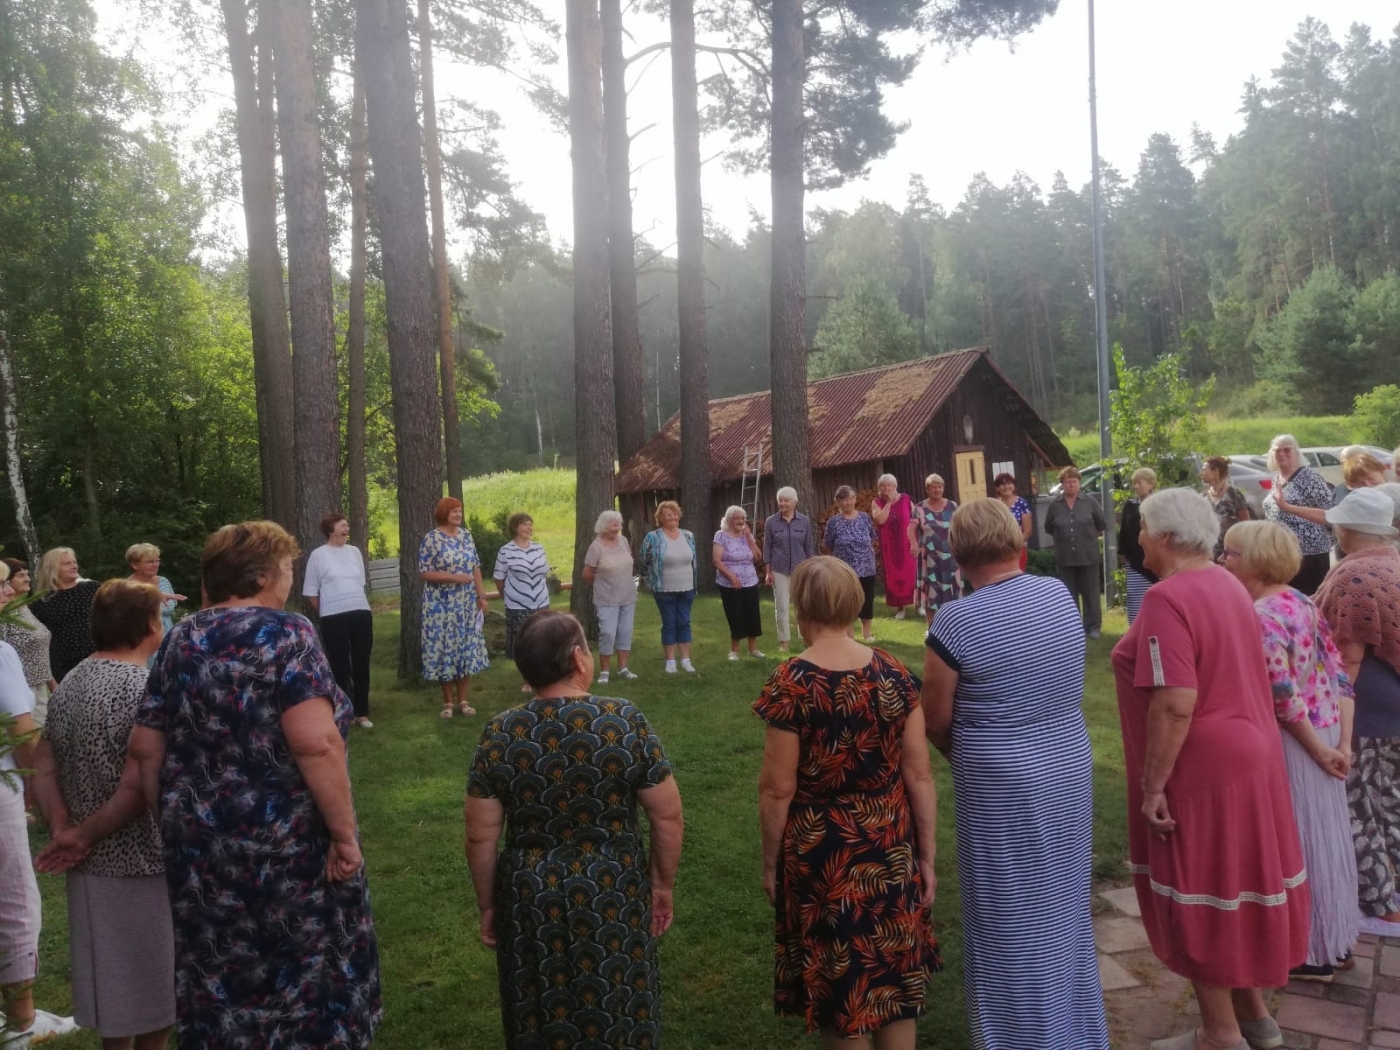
[1118, 468, 1158, 624]
[921, 499, 1108, 1050]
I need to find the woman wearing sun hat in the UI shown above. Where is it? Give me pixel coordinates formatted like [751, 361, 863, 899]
[1316, 487, 1400, 934]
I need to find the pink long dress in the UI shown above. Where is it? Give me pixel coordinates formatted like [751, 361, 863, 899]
[874, 493, 916, 608]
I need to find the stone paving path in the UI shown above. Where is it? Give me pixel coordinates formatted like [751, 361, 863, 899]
[1097, 885, 1400, 1049]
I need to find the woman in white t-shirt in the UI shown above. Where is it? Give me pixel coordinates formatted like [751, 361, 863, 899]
[582, 510, 638, 684]
[304, 513, 374, 728]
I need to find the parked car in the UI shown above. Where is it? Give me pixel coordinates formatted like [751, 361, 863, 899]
[1298, 447, 1345, 486]
[1051, 455, 1271, 516]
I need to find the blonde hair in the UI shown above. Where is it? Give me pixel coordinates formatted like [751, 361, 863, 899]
[653, 500, 682, 526]
[37, 547, 76, 592]
[1131, 467, 1157, 488]
[1224, 521, 1301, 587]
[790, 556, 864, 628]
[1343, 453, 1387, 487]
[949, 499, 1023, 569]
[126, 542, 161, 566]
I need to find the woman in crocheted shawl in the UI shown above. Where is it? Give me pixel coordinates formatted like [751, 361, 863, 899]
[1316, 487, 1400, 935]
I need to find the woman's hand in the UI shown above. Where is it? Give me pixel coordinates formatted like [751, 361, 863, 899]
[479, 905, 498, 948]
[650, 886, 675, 936]
[325, 837, 364, 882]
[918, 857, 936, 909]
[477, 595, 489, 612]
[764, 569, 773, 587]
[1273, 480, 1291, 512]
[761, 865, 777, 905]
[34, 825, 90, 874]
[1141, 791, 1176, 837]
[1313, 745, 1350, 779]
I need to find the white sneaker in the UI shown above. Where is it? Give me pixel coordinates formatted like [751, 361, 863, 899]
[2, 1010, 80, 1046]
[727, 651, 740, 662]
[749, 649, 766, 658]
[597, 671, 610, 684]
[355, 718, 374, 729]
[894, 609, 906, 621]
[617, 668, 638, 680]
[681, 659, 697, 673]
[665, 660, 677, 674]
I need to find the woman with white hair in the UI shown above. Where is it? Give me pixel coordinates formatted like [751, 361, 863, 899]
[1263, 433, 1335, 595]
[762, 487, 815, 653]
[714, 506, 765, 660]
[31, 547, 101, 683]
[1315, 487, 1400, 934]
[1112, 488, 1307, 1050]
[582, 510, 638, 683]
[909, 474, 958, 625]
[871, 474, 915, 619]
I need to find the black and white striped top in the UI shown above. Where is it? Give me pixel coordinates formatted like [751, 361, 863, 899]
[493, 541, 550, 612]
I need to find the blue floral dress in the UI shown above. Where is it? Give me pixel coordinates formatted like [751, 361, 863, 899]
[914, 499, 960, 612]
[419, 527, 490, 681]
[469, 695, 675, 1048]
[137, 607, 381, 1050]
[822, 512, 877, 578]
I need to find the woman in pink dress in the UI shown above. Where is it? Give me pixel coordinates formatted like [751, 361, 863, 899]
[871, 474, 915, 620]
[1111, 488, 1308, 1050]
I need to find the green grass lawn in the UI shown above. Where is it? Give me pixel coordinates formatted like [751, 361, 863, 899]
[28, 596, 1133, 1050]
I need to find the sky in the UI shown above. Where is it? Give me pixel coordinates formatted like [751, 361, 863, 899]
[94, 0, 1400, 257]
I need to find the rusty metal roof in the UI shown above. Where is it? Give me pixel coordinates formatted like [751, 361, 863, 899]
[615, 348, 1071, 493]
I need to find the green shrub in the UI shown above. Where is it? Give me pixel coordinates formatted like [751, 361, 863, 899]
[1353, 384, 1400, 450]
[1026, 548, 1057, 577]
[1219, 379, 1300, 418]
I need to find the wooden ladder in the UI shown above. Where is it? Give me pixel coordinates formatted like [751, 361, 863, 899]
[739, 442, 764, 523]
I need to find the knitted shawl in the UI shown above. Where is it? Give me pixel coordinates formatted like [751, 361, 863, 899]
[1315, 545, 1400, 676]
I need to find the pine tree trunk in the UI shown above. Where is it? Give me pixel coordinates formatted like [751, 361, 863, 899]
[357, 0, 444, 676]
[769, 0, 813, 509]
[566, 0, 615, 635]
[221, 0, 296, 529]
[0, 308, 39, 561]
[347, 64, 370, 569]
[601, 0, 646, 466]
[418, 0, 462, 501]
[672, 0, 710, 578]
[272, 0, 343, 565]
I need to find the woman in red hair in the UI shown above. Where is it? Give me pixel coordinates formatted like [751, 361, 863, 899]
[419, 498, 490, 717]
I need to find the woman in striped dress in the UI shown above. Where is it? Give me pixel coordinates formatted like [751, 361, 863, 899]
[492, 512, 552, 692]
[1117, 468, 1158, 624]
[922, 500, 1108, 1050]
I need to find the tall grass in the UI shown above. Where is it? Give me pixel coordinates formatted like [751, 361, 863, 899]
[1061, 414, 1355, 467]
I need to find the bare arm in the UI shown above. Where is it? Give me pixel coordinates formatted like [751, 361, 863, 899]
[1280, 717, 1348, 779]
[1337, 640, 1364, 685]
[284, 698, 361, 881]
[1141, 687, 1197, 834]
[757, 727, 799, 905]
[34, 748, 152, 874]
[27, 737, 70, 831]
[420, 570, 468, 584]
[920, 647, 958, 754]
[900, 705, 937, 908]
[129, 725, 165, 811]
[305, 596, 320, 615]
[465, 795, 505, 948]
[581, 565, 596, 585]
[870, 499, 891, 525]
[712, 542, 740, 587]
[637, 776, 684, 936]
[473, 566, 489, 608]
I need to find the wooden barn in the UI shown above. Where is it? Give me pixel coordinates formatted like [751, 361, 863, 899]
[613, 348, 1073, 535]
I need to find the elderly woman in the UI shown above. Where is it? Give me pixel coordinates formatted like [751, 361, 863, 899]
[0, 563, 79, 1044]
[28, 580, 176, 1050]
[871, 474, 916, 620]
[638, 501, 698, 674]
[1117, 467, 1160, 624]
[993, 472, 1033, 570]
[1315, 488, 1400, 933]
[583, 509, 638, 682]
[420, 497, 490, 717]
[1221, 521, 1357, 980]
[1263, 433, 1335, 595]
[1201, 456, 1252, 562]
[822, 485, 879, 642]
[923, 500, 1108, 1048]
[714, 505, 765, 660]
[0, 558, 56, 726]
[1112, 489, 1307, 1050]
[755, 556, 939, 1047]
[1334, 451, 1388, 505]
[467, 611, 683, 1048]
[304, 514, 374, 728]
[492, 512, 552, 691]
[909, 474, 958, 625]
[763, 486, 815, 653]
[32, 546, 100, 682]
[1044, 466, 1106, 639]
[128, 520, 378, 1047]
[126, 543, 186, 635]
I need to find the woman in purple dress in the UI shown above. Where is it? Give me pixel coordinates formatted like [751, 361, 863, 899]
[822, 486, 879, 642]
[714, 505, 765, 660]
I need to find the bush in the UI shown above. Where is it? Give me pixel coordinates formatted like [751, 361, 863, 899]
[1026, 548, 1057, 577]
[1219, 379, 1300, 418]
[1353, 384, 1400, 450]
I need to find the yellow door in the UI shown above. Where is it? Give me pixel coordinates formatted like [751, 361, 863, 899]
[955, 450, 987, 503]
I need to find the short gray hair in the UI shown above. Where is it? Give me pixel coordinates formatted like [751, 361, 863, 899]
[924, 473, 944, 488]
[775, 486, 798, 504]
[1267, 433, 1300, 473]
[1139, 487, 1219, 557]
[721, 505, 747, 528]
[593, 509, 622, 534]
[877, 473, 897, 488]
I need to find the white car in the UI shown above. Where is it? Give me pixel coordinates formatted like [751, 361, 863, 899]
[1298, 447, 1346, 486]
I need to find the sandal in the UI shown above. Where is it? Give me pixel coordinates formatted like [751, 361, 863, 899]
[458, 701, 476, 716]
[439, 703, 454, 719]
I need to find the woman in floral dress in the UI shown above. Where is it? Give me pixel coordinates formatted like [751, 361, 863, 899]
[909, 474, 958, 624]
[419, 497, 490, 717]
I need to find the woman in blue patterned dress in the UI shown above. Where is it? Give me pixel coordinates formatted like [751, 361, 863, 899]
[909, 473, 960, 625]
[467, 610, 684, 1049]
[822, 486, 879, 642]
[419, 497, 490, 717]
[922, 500, 1108, 1049]
[129, 520, 380, 1050]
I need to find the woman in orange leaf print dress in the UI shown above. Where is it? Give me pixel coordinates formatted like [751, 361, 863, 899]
[755, 556, 940, 1049]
